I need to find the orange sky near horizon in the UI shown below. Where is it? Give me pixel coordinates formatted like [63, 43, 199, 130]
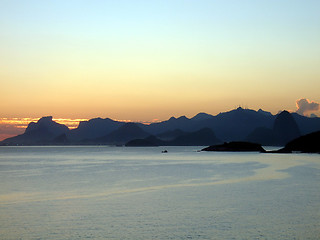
[1, 1, 320, 130]
[0, 117, 85, 141]
[0, 116, 164, 141]
[1, 97, 319, 142]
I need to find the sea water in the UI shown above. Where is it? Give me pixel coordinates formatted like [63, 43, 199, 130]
[0, 146, 319, 239]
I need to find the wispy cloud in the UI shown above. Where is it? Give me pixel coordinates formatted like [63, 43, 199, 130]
[0, 118, 38, 141]
[296, 98, 320, 116]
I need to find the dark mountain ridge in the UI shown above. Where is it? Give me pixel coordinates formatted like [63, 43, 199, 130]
[68, 117, 124, 141]
[273, 111, 301, 145]
[1, 108, 320, 146]
[141, 107, 276, 141]
[2, 116, 69, 145]
[275, 131, 320, 153]
[126, 128, 221, 147]
[246, 110, 302, 146]
[94, 122, 150, 145]
[200, 107, 275, 141]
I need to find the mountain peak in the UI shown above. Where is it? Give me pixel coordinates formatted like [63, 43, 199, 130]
[3, 116, 69, 145]
[38, 116, 53, 124]
[97, 122, 150, 145]
[273, 110, 301, 145]
[167, 116, 189, 121]
[277, 110, 290, 116]
[257, 109, 272, 116]
[192, 112, 213, 121]
[177, 116, 189, 120]
[26, 116, 58, 133]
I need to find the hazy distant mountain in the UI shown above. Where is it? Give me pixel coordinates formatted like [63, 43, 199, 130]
[68, 117, 124, 141]
[292, 113, 320, 135]
[245, 127, 276, 146]
[169, 128, 221, 146]
[246, 111, 302, 146]
[126, 135, 166, 147]
[94, 122, 150, 145]
[156, 129, 187, 141]
[126, 128, 221, 146]
[143, 116, 194, 134]
[2, 116, 69, 145]
[206, 107, 275, 141]
[2, 107, 320, 146]
[143, 107, 276, 141]
[133, 108, 319, 144]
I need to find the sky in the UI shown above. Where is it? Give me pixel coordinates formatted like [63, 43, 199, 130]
[1, 0, 320, 140]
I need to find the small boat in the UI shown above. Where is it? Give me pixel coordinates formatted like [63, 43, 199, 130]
[162, 150, 168, 153]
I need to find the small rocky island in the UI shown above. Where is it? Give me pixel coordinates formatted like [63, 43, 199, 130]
[201, 141, 266, 153]
[202, 131, 320, 154]
[273, 131, 320, 153]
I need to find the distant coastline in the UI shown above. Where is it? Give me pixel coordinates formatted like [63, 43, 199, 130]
[1, 108, 320, 153]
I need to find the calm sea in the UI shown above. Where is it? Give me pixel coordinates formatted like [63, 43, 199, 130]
[0, 146, 319, 239]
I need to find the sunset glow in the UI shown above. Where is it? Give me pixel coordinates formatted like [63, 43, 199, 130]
[1, 0, 320, 140]
[0, 118, 88, 141]
[0, 117, 163, 141]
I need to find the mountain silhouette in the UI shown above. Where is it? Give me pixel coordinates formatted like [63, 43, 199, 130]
[257, 109, 273, 117]
[291, 113, 320, 135]
[142, 107, 276, 141]
[143, 116, 194, 135]
[245, 127, 275, 146]
[246, 111, 301, 146]
[273, 111, 301, 145]
[126, 128, 221, 146]
[68, 117, 124, 141]
[2, 116, 69, 145]
[1, 108, 320, 146]
[191, 112, 214, 121]
[275, 131, 320, 153]
[207, 107, 275, 141]
[169, 128, 221, 146]
[94, 122, 150, 145]
[125, 135, 165, 147]
[156, 129, 187, 141]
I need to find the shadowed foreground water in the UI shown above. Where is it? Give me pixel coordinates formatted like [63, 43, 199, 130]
[0, 146, 319, 239]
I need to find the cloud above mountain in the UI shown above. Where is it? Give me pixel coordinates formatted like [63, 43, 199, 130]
[296, 98, 320, 116]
